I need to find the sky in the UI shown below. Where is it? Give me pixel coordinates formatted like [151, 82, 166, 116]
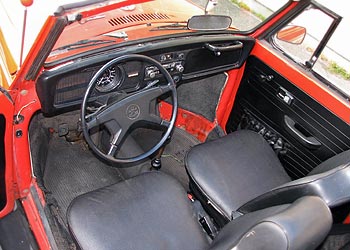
[0, 0, 79, 63]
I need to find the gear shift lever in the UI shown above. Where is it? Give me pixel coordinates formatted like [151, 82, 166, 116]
[151, 146, 165, 170]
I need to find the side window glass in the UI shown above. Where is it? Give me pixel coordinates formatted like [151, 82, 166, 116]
[313, 17, 350, 96]
[271, 3, 349, 98]
[274, 6, 333, 66]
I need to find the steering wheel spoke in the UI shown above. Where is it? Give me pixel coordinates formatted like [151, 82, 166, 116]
[107, 128, 125, 156]
[85, 103, 122, 130]
[160, 119, 171, 128]
[131, 84, 172, 113]
[86, 116, 99, 130]
[145, 113, 171, 128]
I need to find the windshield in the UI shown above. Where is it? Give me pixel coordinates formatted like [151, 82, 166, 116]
[47, 0, 289, 60]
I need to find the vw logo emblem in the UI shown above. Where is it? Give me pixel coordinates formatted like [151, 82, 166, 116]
[126, 104, 140, 120]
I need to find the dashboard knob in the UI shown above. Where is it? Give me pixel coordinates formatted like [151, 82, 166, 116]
[173, 75, 181, 83]
[177, 53, 185, 59]
[176, 64, 184, 73]
[146, 69, 156, 79]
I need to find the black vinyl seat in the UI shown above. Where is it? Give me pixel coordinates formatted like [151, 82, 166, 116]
[186, 129, 350, 225]
[68, 171, 209, 250]
[67, 171, 332, 250]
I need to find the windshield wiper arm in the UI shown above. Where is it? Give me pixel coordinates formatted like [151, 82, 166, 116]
[150, 23, 187, 31]
[53, 39, 115, 51]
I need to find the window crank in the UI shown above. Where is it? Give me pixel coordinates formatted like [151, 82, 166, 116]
[277, 87, 294, 105]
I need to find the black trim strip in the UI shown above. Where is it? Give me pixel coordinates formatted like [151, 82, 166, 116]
[0, 115, 6, 210]
[25, 17, 68, 81]
[54, 0, 110, 16]
[30, 186, 59, 250]
[305, 1, 342, 68]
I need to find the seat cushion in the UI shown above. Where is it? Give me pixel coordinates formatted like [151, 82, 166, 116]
[308, 149, 350, 175]
[239, 162, 350, 213]
[210, 196, 332, 250]
[186, 130, 291, 220]
[67, 171, 209, 250]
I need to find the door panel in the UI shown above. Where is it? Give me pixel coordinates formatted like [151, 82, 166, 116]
[226, 56, 350, 179]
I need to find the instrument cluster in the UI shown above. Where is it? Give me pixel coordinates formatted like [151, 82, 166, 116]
[95, 65, 125, 93]
[94, 52, 186, 94]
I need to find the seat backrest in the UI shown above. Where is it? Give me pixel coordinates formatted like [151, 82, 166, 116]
[238, 163, 350, 213]
[210, 196, 332, 250]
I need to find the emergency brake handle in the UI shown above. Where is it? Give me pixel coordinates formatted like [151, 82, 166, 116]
[284, 115, 321, 149]
[204, 41, 243, 55]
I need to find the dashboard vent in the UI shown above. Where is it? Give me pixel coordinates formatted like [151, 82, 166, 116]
[108, 13, 170, 26]
[54, 70, 96, 106]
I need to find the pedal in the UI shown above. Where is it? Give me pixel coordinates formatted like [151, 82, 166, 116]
[58, 123, 69, 137]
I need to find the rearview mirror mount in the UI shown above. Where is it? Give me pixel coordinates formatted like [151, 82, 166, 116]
[205, 0, 218, 14]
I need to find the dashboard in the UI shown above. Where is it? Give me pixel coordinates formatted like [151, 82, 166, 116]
[36, 35, 255, 114]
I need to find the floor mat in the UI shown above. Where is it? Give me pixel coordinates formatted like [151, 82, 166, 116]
[43, 137, 124, 220]
[318, 224, 350, 250]
[167, 73, 227, 122]
[318, 233, 350, 250]
[128, 127, 201, 188]
[160, 127, 201, 189]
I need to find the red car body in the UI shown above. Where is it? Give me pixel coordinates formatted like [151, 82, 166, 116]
[0, 0, 349, 249]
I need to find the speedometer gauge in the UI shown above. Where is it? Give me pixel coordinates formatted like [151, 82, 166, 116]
[95, 66, 124, 92]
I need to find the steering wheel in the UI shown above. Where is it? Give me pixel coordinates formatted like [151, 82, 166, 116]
[81, 54, 178, 165]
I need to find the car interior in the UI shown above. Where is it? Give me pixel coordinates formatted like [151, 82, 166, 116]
[24, 21, 350, 249]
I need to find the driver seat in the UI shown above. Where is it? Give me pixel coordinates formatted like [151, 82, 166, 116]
[67, 171, 332, 250]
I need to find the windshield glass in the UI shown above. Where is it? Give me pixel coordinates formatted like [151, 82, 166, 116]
[48, 0, 289, 60]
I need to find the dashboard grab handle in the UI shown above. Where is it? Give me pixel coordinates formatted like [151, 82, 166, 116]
[204, 41, 243, 53]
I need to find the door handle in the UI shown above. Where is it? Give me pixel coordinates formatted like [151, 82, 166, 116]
[284, 115, 321, 149]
